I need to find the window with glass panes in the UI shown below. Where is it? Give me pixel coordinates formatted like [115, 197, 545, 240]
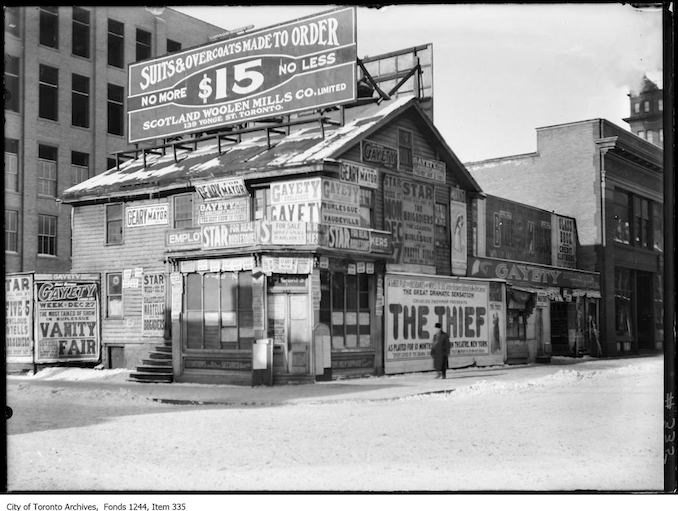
[398, 128, 413, 170]
[107, 84, 124, 135]
[167, 39, 181, 53]
[72, 73, 89, 128]
[39, 65, 58, 121]
[106, 203, 123, 244]
[71, 151, 89, 186]
[359, 188, 374, 227]
[612, 189, 630, 244]
[652, 202, 663, 252]
[5, 138, 19, 192]
[5, 6, 20, 37]
[72, 7, 90, 58]
[633, 196, 650, 248]
[106, 273, 123, 317]
[321, 271, 371, 350]
[107, 19, 124, 68]
[37, 145, 57, 197]
[184, 272, 254, 351]
[39, 7, 58, 48]
[136, 29, 152, 61]
[435, 202, 448, 241]
[173, 194, 193, 228]
[4, 54, 20, 112]
[37, 214, 57, 255]
[5, 210, 18, 252]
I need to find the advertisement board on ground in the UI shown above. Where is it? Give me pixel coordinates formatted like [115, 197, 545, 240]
[5, 273, 34, 364]
[384, 274, 503, 374]
[127, 7, 357, 143]
[142, 273, 166, 337]
[34, 274, 101, 363]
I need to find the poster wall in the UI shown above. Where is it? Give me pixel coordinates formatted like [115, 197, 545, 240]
[34, 274, 101, 363]
[142, 273, 166, 337]
[384, 274, 503, 374]
[450, 188, 467, 275]
[5, 273, 34, 363]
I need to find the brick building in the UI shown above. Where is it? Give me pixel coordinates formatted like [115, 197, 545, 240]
[465, 119, 663, 357]
[4, 6, 224, 273]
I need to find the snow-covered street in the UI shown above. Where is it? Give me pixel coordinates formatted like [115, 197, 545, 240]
[6, 356, 663, 492]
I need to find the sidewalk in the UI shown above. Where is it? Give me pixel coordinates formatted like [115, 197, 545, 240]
[7, 353, 661, 407]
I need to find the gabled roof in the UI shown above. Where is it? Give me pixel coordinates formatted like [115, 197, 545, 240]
[61, 95, 481, 204]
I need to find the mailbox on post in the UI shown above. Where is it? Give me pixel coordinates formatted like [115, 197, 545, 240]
[252, 338, 273, 386]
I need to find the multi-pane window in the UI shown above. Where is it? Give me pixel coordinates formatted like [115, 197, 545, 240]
[614, 268, 633, 336]
[633, 196, 650, 248]
[39, 64, 59, 121]
[71, 151, 89, 186]
[72, 7, 90, 58]
[5, 209, 18, 252]
[612, 189, 630, 244]
[37, 214, 57, 256]
[107, 19, 124, 68]
[106, 203, 123, 244]
[167, 39, 181, 54]
[106, 273, 123, 318]
[107, 84, 124, 136]
[653, 202, 663, 252]
[173, 194, 193, 228]
[4, 55, 20, 112]
[39, 7, 58, 48]
[136, 28, 152, 61]
[185, 271, 254, 350]
[322, 272, 371, 350]
[71, 73, 90, 128]
[359, 188, 374, 227]
[643, 101, 650, 112]
[4, 6, 20, 37]
[4, 138, 19, 192]
[398, 128, 413, 170]
[37, 145, 57, 197]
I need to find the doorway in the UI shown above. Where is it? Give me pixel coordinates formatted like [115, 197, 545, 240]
[636, 271, 654, 350]
[267, 292, 311, 375]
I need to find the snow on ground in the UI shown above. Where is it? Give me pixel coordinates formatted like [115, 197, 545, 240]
[6, 358, 663, 492]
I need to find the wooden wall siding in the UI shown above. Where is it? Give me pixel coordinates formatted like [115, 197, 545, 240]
[335, 109, 468, 269]
[71, 200, 171, 346]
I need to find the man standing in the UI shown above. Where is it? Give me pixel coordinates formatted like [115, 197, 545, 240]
[431, 322, 451, 379]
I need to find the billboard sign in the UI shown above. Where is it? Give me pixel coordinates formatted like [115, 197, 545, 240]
[127, 7, 357, 143]
[5, 273, 34, 363]
[142, 273, 166, 337]
[552, 214, 576, 268]
[34, 274, 101, 363]
[384, 274, 498, 374]
[198, 197, 251, 224]
[126, 204, 169, 228]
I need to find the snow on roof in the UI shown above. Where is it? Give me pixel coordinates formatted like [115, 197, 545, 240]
[61, 96, 417, 203]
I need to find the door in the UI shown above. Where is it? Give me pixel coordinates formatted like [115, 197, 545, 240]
[636, 272, 654, 350]
[267, 293, 310, 374]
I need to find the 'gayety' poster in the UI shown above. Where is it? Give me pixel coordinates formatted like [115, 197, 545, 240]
[384, 274, 503, 374]
[34, 274, 100, 363]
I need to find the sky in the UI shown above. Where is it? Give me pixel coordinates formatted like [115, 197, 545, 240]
[172, 4, 664, 162]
